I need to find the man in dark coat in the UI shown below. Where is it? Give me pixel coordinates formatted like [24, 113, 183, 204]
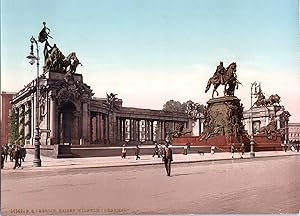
[20, 147, 27, 162]
[152, 143, 160, 157]
[1, 146, 5, 169]
[230, 144, 236, 159]
[240, 143, 245, 158]
[13, 146, 22, 169]
[3, 144, 8, 162]
[163, 145, 173, 176]
[135, 145, 140, 160]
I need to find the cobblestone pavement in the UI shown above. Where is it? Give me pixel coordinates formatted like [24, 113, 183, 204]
[1, 154, 299, 215]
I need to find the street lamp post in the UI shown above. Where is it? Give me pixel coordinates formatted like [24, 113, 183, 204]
[27, 36, 42, 167]
[249, 81, 259, 158]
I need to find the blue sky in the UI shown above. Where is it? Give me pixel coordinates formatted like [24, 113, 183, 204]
[1, 0, 299, 121]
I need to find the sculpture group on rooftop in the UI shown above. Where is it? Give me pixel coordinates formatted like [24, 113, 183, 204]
[253, 87, 281, 107]
[38, 22, 82, 74]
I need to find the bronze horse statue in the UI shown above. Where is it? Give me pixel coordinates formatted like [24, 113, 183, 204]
[205, 62, 238, 98]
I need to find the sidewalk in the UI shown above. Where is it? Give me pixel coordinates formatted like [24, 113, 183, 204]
[1, 151, 299, 172]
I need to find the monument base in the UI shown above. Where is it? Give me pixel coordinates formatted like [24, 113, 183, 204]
[172, 133, 283, 152]
[172, 135, 250, 152]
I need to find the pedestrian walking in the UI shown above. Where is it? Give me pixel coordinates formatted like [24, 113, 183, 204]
[240, 143, 245, 158]
[121, 144, 127, 158]
[3, 144, 9, 162]
[183, 145, 188, 155]
[21, 147, 27, 162]
[162, 144, 173, 176]
[1, 146, 5, 169]
[135, 144, 140, 160]
[230, 144, 236, 159]
[210, 145, 215, 154]
[9, 145, 14, 162]
[158, 144, 162, 158]
[152, 143, 160, 158]
[291, 145, 296, 152]
[283, 144, 288, 152]
[13, 146, 22, 169]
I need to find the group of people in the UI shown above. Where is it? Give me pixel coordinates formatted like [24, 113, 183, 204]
[1, 144, 27, 169]
[284, 144, 300, 152]
[230, 143, 245, 159]
[121, 143, 173, 176]
[121, 144, 141, 160]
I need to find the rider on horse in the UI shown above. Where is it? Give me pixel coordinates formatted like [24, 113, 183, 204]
[214, 61, 226, 85]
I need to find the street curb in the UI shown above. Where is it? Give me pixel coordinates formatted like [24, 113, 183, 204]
[15, 153, 298, 172]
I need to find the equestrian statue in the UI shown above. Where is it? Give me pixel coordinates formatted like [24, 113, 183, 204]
[205, 62, 241, 98]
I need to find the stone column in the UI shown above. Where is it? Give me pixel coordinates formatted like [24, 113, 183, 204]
[161, 121, 165, 141]
[49, 94, 57, 145]
[99, 113, 103, 143]
[129, 119, 133, 141]
[58, 112, 63, 144]
[95, 113, 99, 143]
[145, 120, 149, 141]
[30, 98, 35, 145]
[116, 117, 121, 142]
[81, 100, 90, 145]
[73, 111, 80, 145]
[150, 120, 154, 141]
[19, 105, 25, 144]
[132, 119, 136, 141]
[122, 119, 126, 141]
[158, 121, 163, 140]
[102, 114, 107, 144]
[24, 102, 30, 144]
[137, 120, 140, 141]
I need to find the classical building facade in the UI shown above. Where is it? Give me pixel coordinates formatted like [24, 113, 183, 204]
[288, 123, 300, 143]
[10, 71, 193, 148]
[243, 102, 290, 144]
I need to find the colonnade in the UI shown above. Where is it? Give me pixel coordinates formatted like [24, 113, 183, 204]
[90, 112, 187, 145]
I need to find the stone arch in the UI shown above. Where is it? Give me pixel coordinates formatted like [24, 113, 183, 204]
[58, 101, 79, 144]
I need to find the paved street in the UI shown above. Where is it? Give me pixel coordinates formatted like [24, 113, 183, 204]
[1, 154, 299, 215]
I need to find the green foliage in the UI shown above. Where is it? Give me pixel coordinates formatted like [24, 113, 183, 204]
[162, 100, 186, 113]
[162, 99, 204, 115]
[8, 110, 19, 144]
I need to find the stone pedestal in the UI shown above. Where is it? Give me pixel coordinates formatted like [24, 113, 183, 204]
[201, 96, 244, 141]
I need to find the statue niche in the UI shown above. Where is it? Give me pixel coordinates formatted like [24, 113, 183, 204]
[58, 102, 77, 144]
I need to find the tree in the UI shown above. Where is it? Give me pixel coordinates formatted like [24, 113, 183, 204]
[8, 110, 19, 144]
[162, 100, 186, 113]
[162, 99, 204, 116]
